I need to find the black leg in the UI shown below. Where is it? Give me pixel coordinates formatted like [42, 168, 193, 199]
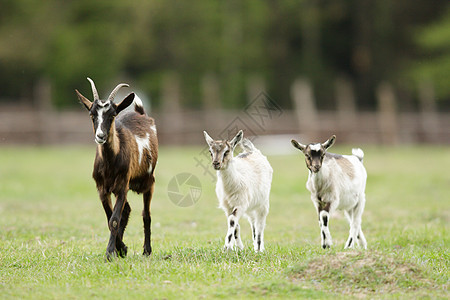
[116, 202, 131, 257]
[106, 191, 127, 260]
[99, 192, 116, 260]
[143, 178, 155, 256]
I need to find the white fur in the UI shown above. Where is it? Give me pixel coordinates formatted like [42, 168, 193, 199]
[212, 137, 273, 252]
[352, 148, 364, 161]
[309, 143, 321, 151]
[148, 164, 153, 174]
[305, 148, 367, 249]
[135, 133, 151, 165]
[133, 94, 143, 108]
[150, 124, 157, 134]
[94, 102, 111, 144]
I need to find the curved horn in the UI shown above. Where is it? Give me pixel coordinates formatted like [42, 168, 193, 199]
[108, 83, 129, 102]
[86, 77, 99, 101]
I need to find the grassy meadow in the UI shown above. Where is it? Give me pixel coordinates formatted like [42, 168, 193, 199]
[0, 144, 448, 299]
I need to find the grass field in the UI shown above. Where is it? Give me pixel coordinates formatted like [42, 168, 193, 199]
[0, 145, 448, 299]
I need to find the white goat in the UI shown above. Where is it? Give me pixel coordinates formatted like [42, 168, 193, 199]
[291, 135, 367, 249]
[204, 130, 273, 252]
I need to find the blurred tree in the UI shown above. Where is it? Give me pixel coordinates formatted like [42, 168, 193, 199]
[408, 6, 450, 101]
[0, 0, 60, 103]
[46, 0, 132, 106]
[0, 0, 448, 110]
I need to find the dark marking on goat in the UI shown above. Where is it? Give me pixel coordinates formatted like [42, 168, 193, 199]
[252, 226, 256, 240]
[230, 220, 235, 227]
[325, 152, 343, 160]
[257, 234, 261, 250]
[232, 208, 238, 216]
[318, 202, 331, 214]
[322, 215, 328, 227]
[228, 234, 233, 243]
[322, 230, 326, 241]
[234, 228, 238, 239]
[238, 151, 252, 159]
[347, 237, 353, 248]
[134, 103, 145, 115]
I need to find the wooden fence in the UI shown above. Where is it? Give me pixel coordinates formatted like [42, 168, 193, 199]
[0, 107, 448, 146]
[0, 78, 448, 145]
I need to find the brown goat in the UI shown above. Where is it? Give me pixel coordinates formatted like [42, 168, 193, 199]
[76, 78, 158, 260]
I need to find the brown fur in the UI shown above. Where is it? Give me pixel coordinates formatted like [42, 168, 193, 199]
[325, 152, 355, 179]
[335, 156, 355, 179]
[208, 140, 233, 169]
[77, 86, 158, 260]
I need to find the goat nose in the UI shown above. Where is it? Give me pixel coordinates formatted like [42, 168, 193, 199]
[97, 132, 106, 139]
[213, 161, 220, 166]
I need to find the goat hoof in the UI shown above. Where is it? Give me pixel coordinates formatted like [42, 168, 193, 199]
[223, 245, 234, 252]
[117, 245, 128, 258]
[143, 246, 152, 256]
[105, 250, 117, 262]
[322, 244, 331, 249]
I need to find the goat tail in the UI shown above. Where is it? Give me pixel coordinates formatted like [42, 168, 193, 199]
[352, 148, 364, 162]
[133, 94, 146, 115]
[240, 138, 256, 152]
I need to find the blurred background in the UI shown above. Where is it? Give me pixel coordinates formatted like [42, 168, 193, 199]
[0, 0, 449, 145]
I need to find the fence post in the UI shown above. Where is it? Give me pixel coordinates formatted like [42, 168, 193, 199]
[418, 80, 439, 143]
[246, 76, 266, 104]
[335, 77, 357, 133]
[376, 82, 398, 144]
[291, 78, 318, 140]
[35, 77, 55, 144]
[201, 73, 221, 111]
[201, 73, 222, 132]
[161, 72, 182, 143]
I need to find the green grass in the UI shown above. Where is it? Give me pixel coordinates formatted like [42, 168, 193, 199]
[0, 145, 448, 299]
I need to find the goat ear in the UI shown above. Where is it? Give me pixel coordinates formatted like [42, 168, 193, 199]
[116, 93, 135, 114]
[322, 135, 336, 150]
[203, 131, 214, 146]
[75, 89, 92, 111]
[230, 130, 244, 148]
[291, 139, 306, 152]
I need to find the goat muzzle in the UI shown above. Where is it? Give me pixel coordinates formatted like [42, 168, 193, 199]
[95, 134, 107, 145]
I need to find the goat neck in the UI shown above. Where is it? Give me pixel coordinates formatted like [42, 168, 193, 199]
[309, 159, 332, 191]
[217, 159, 243, 191]
[98, 122, 120, 158]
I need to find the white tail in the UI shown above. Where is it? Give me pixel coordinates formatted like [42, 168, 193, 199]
[352, 148, 364, 162]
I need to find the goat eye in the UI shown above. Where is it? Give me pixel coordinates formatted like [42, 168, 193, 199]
[224, 150, 230, 156]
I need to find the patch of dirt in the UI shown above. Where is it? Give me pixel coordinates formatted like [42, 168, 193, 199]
[287, 250, 437, 295]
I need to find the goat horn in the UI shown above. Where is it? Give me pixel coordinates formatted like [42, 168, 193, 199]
[86, 77, 100, 101]
[108, 83, 129, 102]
